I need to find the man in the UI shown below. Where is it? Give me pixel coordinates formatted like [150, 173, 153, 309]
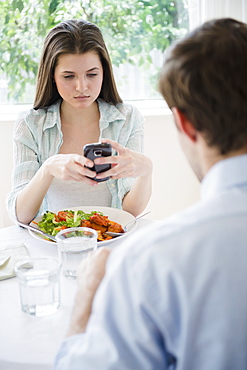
[54, 18, 247, 369]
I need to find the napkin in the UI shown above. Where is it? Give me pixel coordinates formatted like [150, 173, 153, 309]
[0, 243, 30, 280]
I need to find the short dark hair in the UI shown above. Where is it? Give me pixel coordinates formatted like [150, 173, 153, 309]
[34, 19, 122, 109]
[159, 18, 247, 155]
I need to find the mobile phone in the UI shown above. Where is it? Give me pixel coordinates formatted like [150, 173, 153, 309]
[83, 142, 112, 182]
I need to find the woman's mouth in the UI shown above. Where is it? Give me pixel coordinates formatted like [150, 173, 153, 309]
[74, 95, 90, 100]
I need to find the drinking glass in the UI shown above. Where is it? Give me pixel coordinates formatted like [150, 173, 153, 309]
[55, 227, 98, 279]
[14, 257, 61, 316]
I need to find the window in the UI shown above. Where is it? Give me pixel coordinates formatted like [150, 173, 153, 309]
[1, 0, 245, 109]
[0, 0, 189, 104]
[188, 0, 247, 30]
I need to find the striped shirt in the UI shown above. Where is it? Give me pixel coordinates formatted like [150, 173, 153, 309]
[6, 99, 144, 221]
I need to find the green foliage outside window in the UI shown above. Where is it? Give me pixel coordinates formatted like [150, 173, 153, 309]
[0, 0, 188, 103]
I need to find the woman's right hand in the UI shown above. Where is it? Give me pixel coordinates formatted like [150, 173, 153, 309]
[16, 153, 98, 223]
[43, 153, 98, 185]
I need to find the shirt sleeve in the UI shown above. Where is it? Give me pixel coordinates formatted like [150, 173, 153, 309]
[115, 104, 145, 204]
[53, 235, 170, 370]
[5, 114, 48, 222]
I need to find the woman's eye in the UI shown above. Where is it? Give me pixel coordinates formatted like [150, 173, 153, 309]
[87, 73, 98, 77]
[64, 75, 74, 79]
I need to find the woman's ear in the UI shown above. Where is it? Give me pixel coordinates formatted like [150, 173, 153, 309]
[171, 107, 197, 142]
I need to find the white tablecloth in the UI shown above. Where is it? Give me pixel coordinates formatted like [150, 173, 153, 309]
[0, 219, 153, 370]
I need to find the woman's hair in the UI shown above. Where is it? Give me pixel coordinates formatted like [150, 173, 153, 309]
[159, 18, 247, 155]
[34, 19, 122, 109]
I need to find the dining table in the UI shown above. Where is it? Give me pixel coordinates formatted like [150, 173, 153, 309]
[0, 217, 153, 370]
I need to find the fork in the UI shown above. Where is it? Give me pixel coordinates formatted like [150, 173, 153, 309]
[105, 211, 151, 237]
[17, 221, 57, 242]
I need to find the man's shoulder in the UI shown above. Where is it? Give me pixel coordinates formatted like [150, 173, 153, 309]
[115, 190, 247, 268]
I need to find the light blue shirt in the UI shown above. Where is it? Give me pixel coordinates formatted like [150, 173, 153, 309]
[54, 154, 247, 370]
[6, 99, 144, 221]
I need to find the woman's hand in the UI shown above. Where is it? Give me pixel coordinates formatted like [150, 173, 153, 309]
[94, 138, 152, 181]
[92, 138, 152, 217]
[44, 153, 98, 185]
[16, 152, 98, 223]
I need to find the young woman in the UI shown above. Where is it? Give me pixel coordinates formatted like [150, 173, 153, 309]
[6, 19, 152, 224]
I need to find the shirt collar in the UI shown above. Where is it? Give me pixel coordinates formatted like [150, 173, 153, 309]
[201, 154, 247, 201]
[97, 99, 126, 130]
[42, 99, 125, 132]
[42, 100, 61, 131]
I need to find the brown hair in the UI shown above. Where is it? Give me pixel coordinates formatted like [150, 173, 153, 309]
[34, 19, 122, 109]
[159, 18, 247, 155]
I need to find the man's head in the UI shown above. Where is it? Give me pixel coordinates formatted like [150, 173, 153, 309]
[159, 18, 247, 156]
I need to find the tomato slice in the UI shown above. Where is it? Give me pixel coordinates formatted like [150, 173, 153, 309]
[56, 211, 74, 222]
[54, 225, 67, 232]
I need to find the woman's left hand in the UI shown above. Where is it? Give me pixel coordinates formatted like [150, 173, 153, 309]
[94, 138, 152, 180]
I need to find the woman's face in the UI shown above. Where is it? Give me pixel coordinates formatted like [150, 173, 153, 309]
[54, 51, 103, 110]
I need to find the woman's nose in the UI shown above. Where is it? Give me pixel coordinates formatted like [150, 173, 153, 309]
[76, 76, 87, 92]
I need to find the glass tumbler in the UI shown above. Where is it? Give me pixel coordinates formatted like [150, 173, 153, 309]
[55, 227, 98, 279]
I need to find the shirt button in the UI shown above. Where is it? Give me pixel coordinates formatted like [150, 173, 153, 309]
[111, 183, 115, 188]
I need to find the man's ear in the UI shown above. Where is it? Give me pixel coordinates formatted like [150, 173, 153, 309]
[172, 107, 197, 143]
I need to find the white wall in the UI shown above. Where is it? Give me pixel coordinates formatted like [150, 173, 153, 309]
[143, 113, 200, 220]
[0, 113, 200, 228]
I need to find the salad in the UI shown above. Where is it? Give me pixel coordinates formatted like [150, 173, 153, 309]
[36, 209, 124, 241]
